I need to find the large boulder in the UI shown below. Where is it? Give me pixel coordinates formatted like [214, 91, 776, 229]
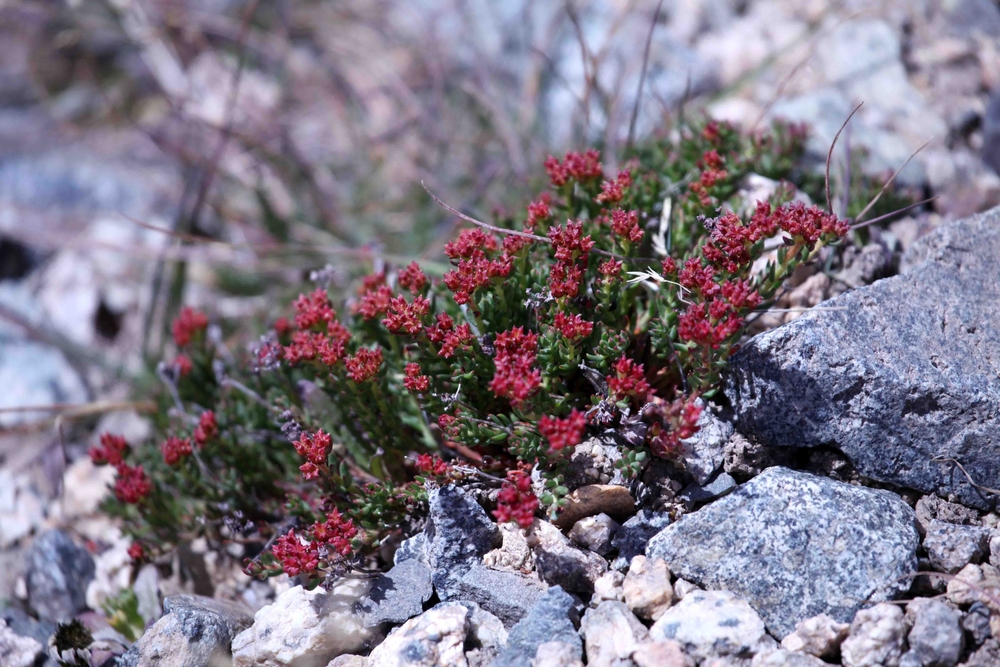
[726, 208, 1000, 509]
[646, 467, 919, 637]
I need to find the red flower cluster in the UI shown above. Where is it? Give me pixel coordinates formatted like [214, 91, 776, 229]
[525, 196, 552, 229]
[661, 257, 677, 276]
[493, 471, 539, 528]
[544, 150, 603, 187]
[293, 430, 332, 480]
[678, 260, 761, 348]
[548, 221, 595, 298]
[773, 201, 850, 245]
[283, 327, 350, 366]
[175, 354, 193, 376]
[310, 508, 358, 558]
[607, 356, 651, 402]
[354, 274, 394, 320]
[415, 453, 449, 476]
[383, 295, 430, 334]
[648, 396, 702, 458]
[90, 433, 128, 466]
[599, 258, 623, 278]
[172, 307, 208, 347]
[490, 327, 541, 406]
[272, 530, 319, 576]
[443, 229, 516, 305]
[596, 170, 632, 204]
[128, 542, 145, 561]
[114, 464, 152, 504]
[397, 262, 428, 293]
[345, 347, 383, 382]
[403, 363, 430, 392]
[552, 312, 593, 341]
[293, 289, 337, 329]
[162, 437, 192, 466]
[425, 314, 474, 358]
[610, 209, 644, 242]
[194, 410, 217, 446]
[688, 150, 729, 207]
[538, 409, 587, 451]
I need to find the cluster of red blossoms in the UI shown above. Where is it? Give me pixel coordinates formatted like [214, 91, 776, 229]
[283, 289, 351, 366]
[610, 209, 643, 243]
[442, 229, 521, 305]
[493, 471, 539, 528]
[596, 169, 633, 204]
[345, 347, 383, 382]
[548, 221, 595, 298]
[525, 196, 552, 229]
[425, 314, 474, 358]
[489, 327, 541, 406]
[383, 295, 430, 334]
[538, 409, 587, 451]
[161, 437, 192, 466]
[353, 273, 394, 320]
[551, 312, 594, 341]
[688, 149, 729, 207]
[415, 453, 449, 476]
[293, 429, 332, 480]
[194, 410, 217, 446]
[272, 508, 359, 576]
[606, 356, 652, 403]
[172, 307, 208, 347]
[90, 433, 152, 504]
[647, 396, 703, 458]
[678, 260, 761, 349]
[403, 363, 431, 393]
[397, 262, 428, 293]
[544, 150, 603, 187]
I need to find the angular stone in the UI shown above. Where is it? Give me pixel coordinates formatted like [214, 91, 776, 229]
[580, 601, 649, 667]
[946, 563, 986, 606]
[567, 514, 619, 556]
[492, 587, 581, 667]
[678, 471, 737, 507]
[780, 614, 848, 658]
[631, 640, 693, 667]
[649, 590, 775, 661]
[726, 210, 1000, 509]
[914, 496, 979, 536]
[591, 570, 625, 605]
[623, 555, 673, 621]
[906, 599, 963, 667]
[646, 467, 918, 637]
[394, 532, 428, 567]
[26, 530, 96, 623]
[680, 404, 734, 485]
[963, 602, 992, 649]
[357, 558, 433, 628]
[425, 486, 500, 600]
[610, 509, 670, 571]
[368, 603, 469, 667]
[0, 619, 43, 667]
[232, 581, 373, 667]
[483, 522, 533, 572]
[532, 640, 584, 667]
[840, 603, 906, 667]
[452, 564, 546, 628]
[449, 600, 508, 661]
[121, 594, 254, 667]
[530, 520, 607, 596]
[923, 520, 989, 574]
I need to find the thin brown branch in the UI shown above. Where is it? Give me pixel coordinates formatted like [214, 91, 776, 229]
[826, 102, 863, 214]
[627, 0, 665, 151]
[850, 197, 937, 230]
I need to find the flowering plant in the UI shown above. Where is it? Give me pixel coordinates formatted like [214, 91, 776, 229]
[94, 119, 875, 586]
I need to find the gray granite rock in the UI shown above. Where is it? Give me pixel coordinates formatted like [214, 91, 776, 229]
[425, 485, 500, 600]
[649, 589, 775, 661]
[680, 404, 734, 485]
[120, 594, 253, 667]
[26, 530, 95, 622]
[531, 520, 607, 596]
[393, 532, 428, 566]
[452, 564, 547, 628]
[492, 587, 581, 667]
[610, 510, 671, 571]
[358, 558, 433, 628]
[449, 599, 508, 660]
[580, 601, 649, 667]
[678, 471, 737, 508]
[914, 496, 979, 536]
[841, 603, 907, 667]
[367, 603, 469, 667]
[646, 467, 919, 637]
[906, 599, 964, 667]
[923, 520, 989, 574]
[726, 209, 1000, 509]
[567, 514, 619, 556]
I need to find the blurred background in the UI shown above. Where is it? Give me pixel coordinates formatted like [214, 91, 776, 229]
[0, 0, 999, 624]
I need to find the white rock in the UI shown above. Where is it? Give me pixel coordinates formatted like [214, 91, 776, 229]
[0, 472, 45, 548]
[751, 648, 827, 666]
[840, 603, 906, 667]
[531, 640, 584, 667]
[631, 639, 692, 667]
[483, 522, 533, 572]
[591, 571, 625, 605]
[623, 555, 673, 621]
[568, 514, 619, 556]
[780, 613, 848, 658]
[0, 619, 43, 667]
[649, 589, 775, 661]
[59, 458, 116, 520]
[672, 578, 701, 602]
[368, 603, 469, 667]
[946, 563, 985, 606]
[581, 601, 649, 667]
[232, 581, 372, 667]
[86, 527, 133, 612]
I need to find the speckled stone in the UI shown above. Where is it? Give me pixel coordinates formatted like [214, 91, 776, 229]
[646, 467, 919, 637]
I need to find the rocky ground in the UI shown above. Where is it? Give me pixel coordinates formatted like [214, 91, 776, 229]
[3, 0, 1000, 666]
